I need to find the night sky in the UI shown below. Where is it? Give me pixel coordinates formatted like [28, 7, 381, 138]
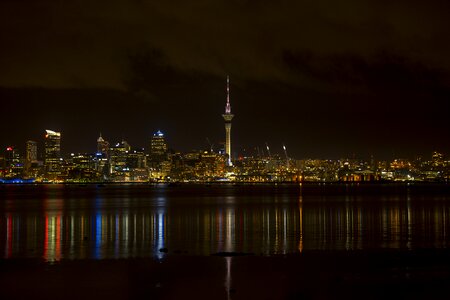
[1, 0, 449, 159]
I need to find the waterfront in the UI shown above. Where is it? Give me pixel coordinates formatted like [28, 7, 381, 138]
[1, 183, 450, 299]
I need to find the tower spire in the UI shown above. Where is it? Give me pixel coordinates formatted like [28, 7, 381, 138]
[225, 75, 231, 114]
[97, 132, 104, 142]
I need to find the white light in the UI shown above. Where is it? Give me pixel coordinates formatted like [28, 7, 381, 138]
[45, 129, 60, 136]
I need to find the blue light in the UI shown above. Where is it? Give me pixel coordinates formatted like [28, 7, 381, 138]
[95, 213, 102, 259]
[0, 178, 35, 184]
[156, 211, 165, 260]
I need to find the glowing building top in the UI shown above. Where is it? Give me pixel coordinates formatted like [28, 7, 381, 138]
[97, 132, 105, 143]
[154, 130, 164, 137]
[45, 129, 61, 137]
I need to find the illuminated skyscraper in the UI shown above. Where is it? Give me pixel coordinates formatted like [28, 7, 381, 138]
[26, 140, 37, 163]
[222, 76, 234, 166]
[44, 130, 61, 176]
[4, 146, 23, 178]
[95, 133, 110, 176]
[25, 140, 37, 171]
[432, 151, 444, 167]
[150, 130, 168, 161]
[97, 133, 110, 156]
[110, 139, 131, 174]
[4, 146, 15, 177]
[149, 131, 169, 179]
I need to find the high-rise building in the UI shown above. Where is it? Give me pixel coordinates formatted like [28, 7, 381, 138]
[4, 146, 14, 168]
[432, 151, 444, 168]
[94, 133, 110, 176]
[71, 153, 93, 169]
[25, 140, 38, 175]
[44, 129, 62, 176]
[109, 139, 131, 175]
[150, 130, 168, 161]
[127, 148, 147, 169]
[127, 148, 148, 181]
[3, 146, 14, 177]
[26, 141, 37, 165]
[95, 152, 109, 177]
[97, 133, 110, 156]
[222, 76, 234, 166]
[149, 131, 169, 180]
[2, 146, 24, 178]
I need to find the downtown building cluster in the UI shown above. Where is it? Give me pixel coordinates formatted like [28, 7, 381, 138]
[1, 130, 449, 183]
[1, 77, 450, 183]
[0, 129, 226, 183]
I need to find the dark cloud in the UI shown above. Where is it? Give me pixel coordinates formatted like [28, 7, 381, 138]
[282, 50, 449, 93]
[1, 0, 450, 89]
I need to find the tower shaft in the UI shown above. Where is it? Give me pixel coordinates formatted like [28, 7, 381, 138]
[225, 122, 232, 165]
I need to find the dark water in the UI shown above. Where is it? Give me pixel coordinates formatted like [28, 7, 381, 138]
[1, 183, 449, 262]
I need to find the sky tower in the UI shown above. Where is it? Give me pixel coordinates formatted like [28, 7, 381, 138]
[222, 76, 234, 166]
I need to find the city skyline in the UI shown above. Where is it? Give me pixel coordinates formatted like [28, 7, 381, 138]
[1, 122, 448, 183]
[2, 128, 449, 161]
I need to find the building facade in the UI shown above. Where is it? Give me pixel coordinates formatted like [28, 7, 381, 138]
[44, 130, 62, 178]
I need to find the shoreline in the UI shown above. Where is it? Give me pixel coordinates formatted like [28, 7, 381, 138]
[1, 180, 449, 185]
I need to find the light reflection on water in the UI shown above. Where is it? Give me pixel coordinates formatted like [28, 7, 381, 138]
[0, 184, 449, 262]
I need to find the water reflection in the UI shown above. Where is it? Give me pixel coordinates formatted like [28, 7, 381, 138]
[225, 257, 232, 300]
[0, 185, 450, 261]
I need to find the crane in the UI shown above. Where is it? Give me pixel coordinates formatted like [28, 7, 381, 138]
[206, 138, 214, 153]
[283, 144, 289, 169]
[265, 142, 271, 158]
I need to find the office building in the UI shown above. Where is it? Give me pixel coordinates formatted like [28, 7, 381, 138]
[44, 130, 62, 177]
